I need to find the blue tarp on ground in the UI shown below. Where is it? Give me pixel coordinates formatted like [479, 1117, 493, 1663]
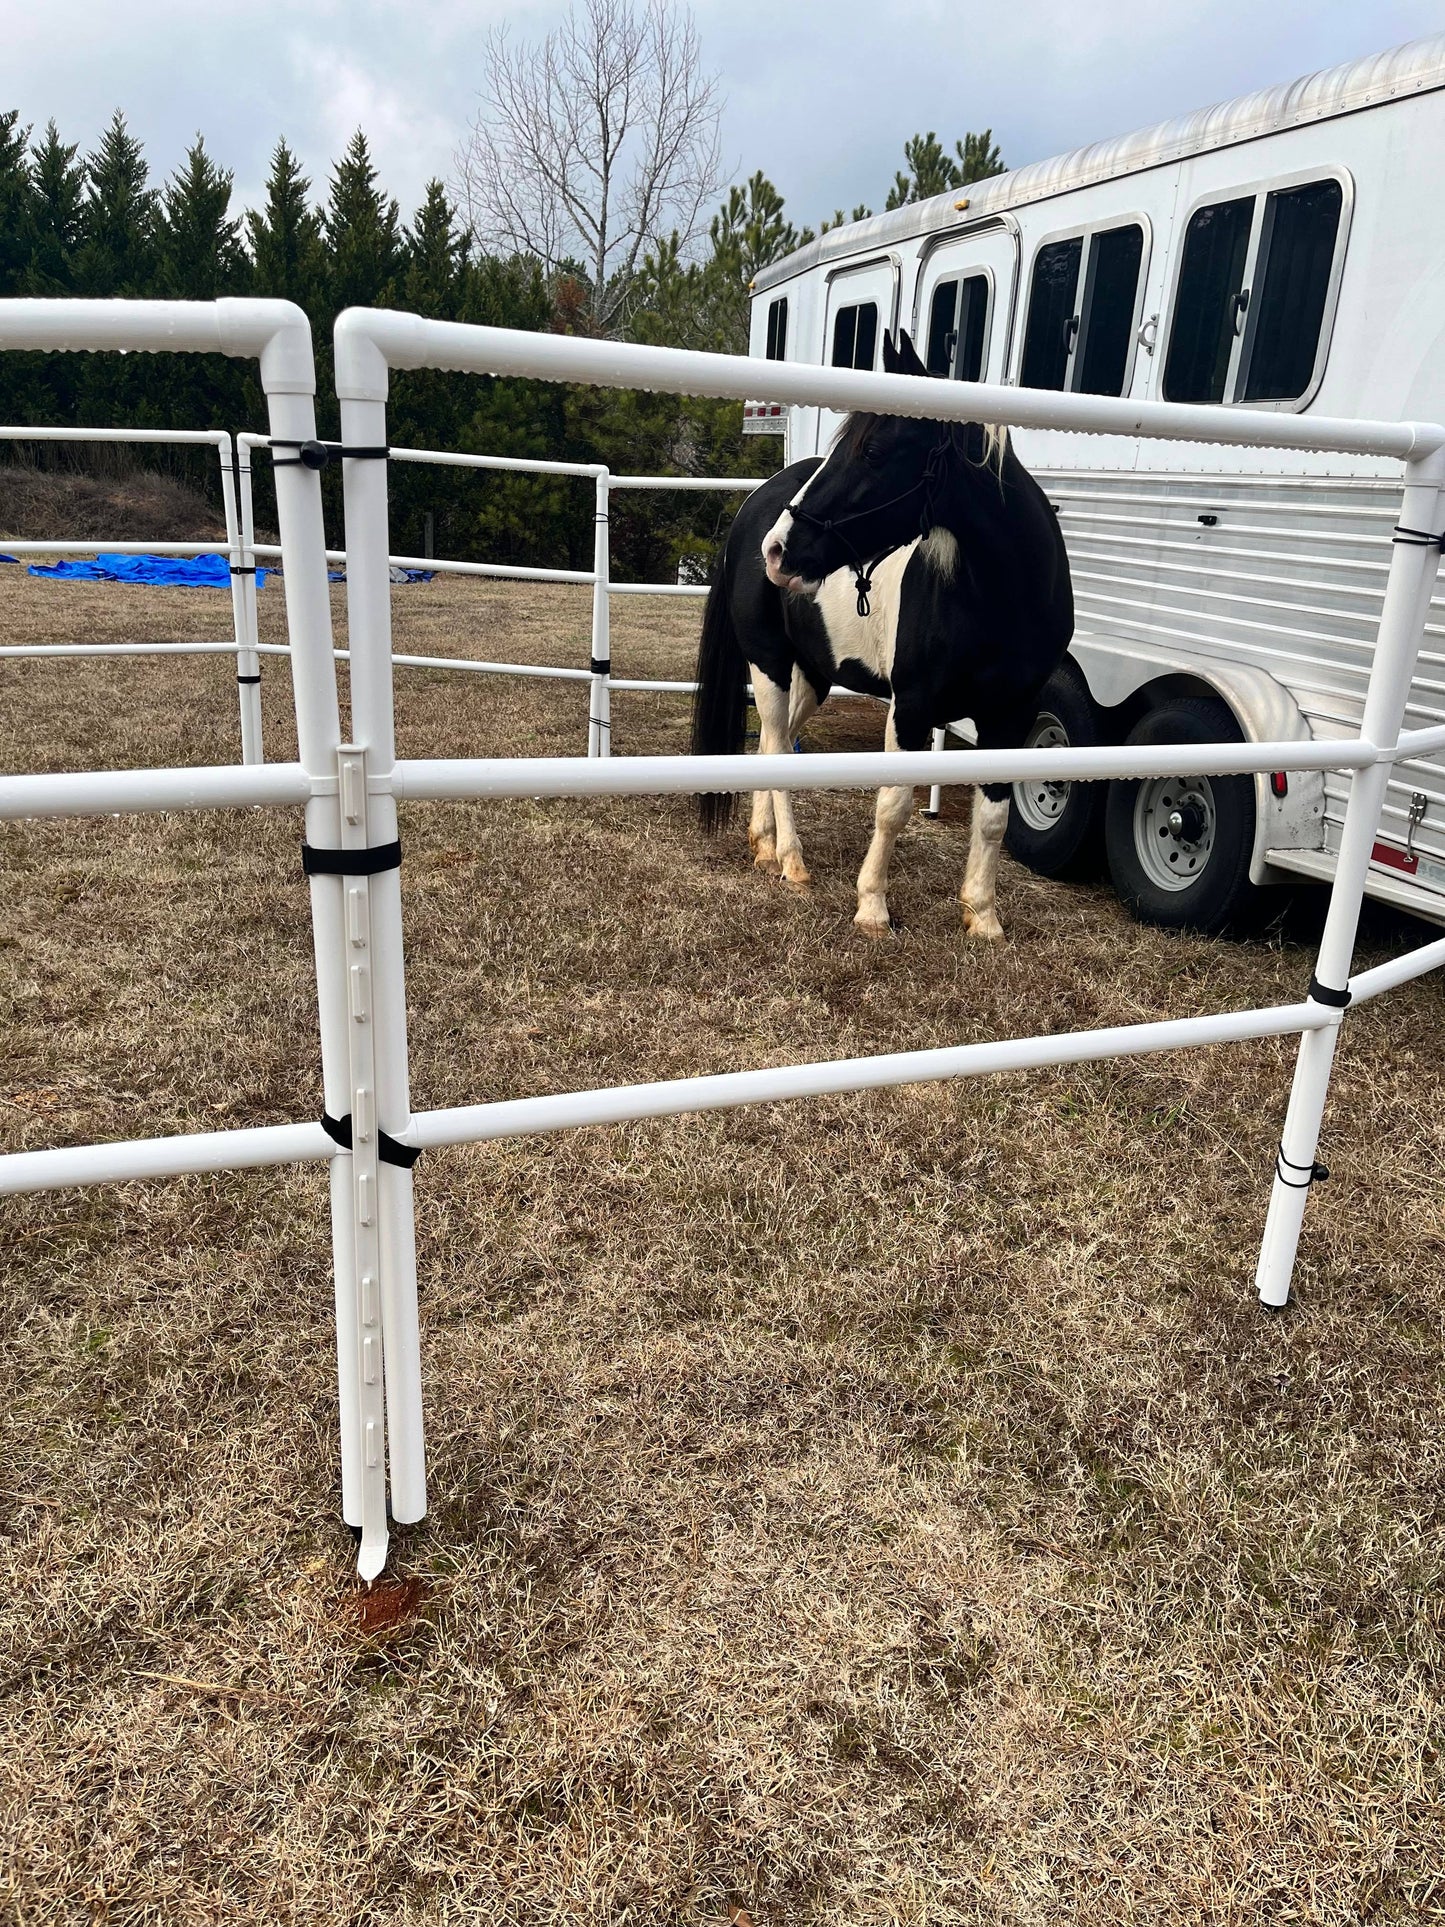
[9, 553, 436, 586]
[23, 552, 269, 588]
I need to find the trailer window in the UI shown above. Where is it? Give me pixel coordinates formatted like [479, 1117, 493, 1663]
[1076, 223, 1144, 397]
[1163, 195, 1256, 403]
[1020, 238, 1082, 390]
[1239, 179, 1343, 401]
[925, 274, 990, 380]
[831, 301, 878, 371]
[1021, 223, 1143, 396]
[955, 274, 989, 381]
[765, 296, 788, 361]
[926, 280, 958, 376]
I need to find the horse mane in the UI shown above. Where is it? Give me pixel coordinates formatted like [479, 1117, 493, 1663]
[832, 410, 1009, 479]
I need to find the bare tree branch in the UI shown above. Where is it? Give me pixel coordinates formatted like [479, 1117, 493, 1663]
[453, 0, 723, 331]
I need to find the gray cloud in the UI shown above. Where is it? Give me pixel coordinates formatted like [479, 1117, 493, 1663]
[4, 0, 1440, 232]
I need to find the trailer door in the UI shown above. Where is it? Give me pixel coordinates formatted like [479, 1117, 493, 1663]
[912, 223, 1020, 389]
[813, 256, 900, 454]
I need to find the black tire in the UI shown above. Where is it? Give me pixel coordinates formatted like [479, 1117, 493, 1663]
[1105, 694, 1261, 934]
[1004, 655, 1107, 878]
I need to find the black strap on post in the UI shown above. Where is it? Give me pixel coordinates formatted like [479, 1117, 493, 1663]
[1394, 524, 1445, 549]
[302, 839, 402, 878]
[590, 657, 610, 675]
[270, 439, 391, 470]
[229, 563, 257, 577]
[236, 673, 262, 686]
[1276, 1143, 1330, 1189]
[320, 1109, 421, 1169]
[1307, 973, 1352, 1009]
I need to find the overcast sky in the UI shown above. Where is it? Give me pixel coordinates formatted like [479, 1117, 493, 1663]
[5, 0, 1442, 231]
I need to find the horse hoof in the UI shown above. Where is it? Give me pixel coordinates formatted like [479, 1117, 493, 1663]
[780, 857, 811, 888]
[753, 850, 781, 874]
[854, 901, 892, 936]
[963, 909, 1004, 942]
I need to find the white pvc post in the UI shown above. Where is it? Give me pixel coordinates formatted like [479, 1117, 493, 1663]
[589, 472, 612, 757]
[1255, 447, 1445, 1307]
[257, 389, 361, 1543]
[237, 438, 265, 761]
[337, 389, 427, 1537]
[332, 743, 391, 1580]
[217, 437, 263, 764]
[924, 727, 946, 818]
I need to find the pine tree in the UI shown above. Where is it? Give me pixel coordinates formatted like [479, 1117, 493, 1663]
[0, 112, 32, 295]
[324, 130, 402, 313]
[886, 132, 959, 211]
[958, 129, 1005, 187]
[819, 205, 873, 234]
[710, 172, 811, 287]
[246, 139, 325, 314]
[402, 180, 466, 317]
[26, 122, 85, 292]
[76, 111, 156, 294]
[157, 136, 245, 297]
[884, 128, 1006, 211]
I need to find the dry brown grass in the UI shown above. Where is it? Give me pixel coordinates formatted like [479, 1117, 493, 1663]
[1, 568, 1443, 1924]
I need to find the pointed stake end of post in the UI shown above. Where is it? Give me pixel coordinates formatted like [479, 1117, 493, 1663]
[357, 1532, 389, 1584]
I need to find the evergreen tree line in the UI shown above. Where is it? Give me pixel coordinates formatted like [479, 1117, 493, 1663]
[0, 111, 1002, 578]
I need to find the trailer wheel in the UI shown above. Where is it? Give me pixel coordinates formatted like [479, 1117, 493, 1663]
[1005, 657, 1106, 878]
[1105, 695, 1261, 934]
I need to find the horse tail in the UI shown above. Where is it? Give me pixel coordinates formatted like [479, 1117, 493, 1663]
[691, 560, 748, 834]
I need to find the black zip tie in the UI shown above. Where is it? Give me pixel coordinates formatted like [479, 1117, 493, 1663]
[236, 673, 261, 686]
[590, 657, 610, 675]
[270, 439, 390, 470]
[229, 563, 258, 576]
[1307, 973, 1352, 1009]
[320, 1109, 421, 1169]
[1393, 524, 1445, 548]
[1276, 1142, 1329, 1189]
[302, 839, 402, 877]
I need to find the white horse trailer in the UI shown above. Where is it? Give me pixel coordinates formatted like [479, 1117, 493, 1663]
[746, 34, 1445, 931]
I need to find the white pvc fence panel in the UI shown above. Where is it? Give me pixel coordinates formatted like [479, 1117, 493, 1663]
[234, 433, 761, 759]
[4, 297, 1445, 1580]
[0, 423, 265, 761]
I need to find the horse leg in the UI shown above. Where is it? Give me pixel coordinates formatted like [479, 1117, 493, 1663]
[855, 709, 914, 935]
[752, 668, 812, 887]
[749, 788, 777, 869]
[960, 788, 1009, 940]
[961, 707, 1032, 940]
[749, 667, 820, 869]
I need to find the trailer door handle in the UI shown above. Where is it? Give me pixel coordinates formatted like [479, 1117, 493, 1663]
[1232, 288, 1250, 335]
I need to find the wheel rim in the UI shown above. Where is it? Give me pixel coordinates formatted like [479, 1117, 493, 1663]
[1134, 774, 1218, 891]
[1012, 714, 1071, 832]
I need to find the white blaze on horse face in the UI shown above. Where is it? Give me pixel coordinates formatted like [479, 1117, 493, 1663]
[761, 452, 828, 592]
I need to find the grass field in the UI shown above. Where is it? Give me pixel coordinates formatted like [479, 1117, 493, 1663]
[2, 564, 1443, 1924]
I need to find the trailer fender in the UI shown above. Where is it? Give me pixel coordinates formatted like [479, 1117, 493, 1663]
[1069, 635, 1325, 883]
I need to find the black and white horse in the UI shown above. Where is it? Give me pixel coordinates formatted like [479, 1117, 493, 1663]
[692, 330, 1074, 938]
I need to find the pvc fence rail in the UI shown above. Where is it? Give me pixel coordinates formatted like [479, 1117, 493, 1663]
[6, 297, 1445, 1584]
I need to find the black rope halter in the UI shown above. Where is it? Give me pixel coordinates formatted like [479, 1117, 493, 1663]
[786, 429, 955, 617]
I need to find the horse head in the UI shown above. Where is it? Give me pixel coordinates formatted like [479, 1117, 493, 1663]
[761, 330, 971, 613]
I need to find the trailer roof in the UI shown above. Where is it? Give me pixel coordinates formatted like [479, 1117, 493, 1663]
[753, 33, 1445, 295]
